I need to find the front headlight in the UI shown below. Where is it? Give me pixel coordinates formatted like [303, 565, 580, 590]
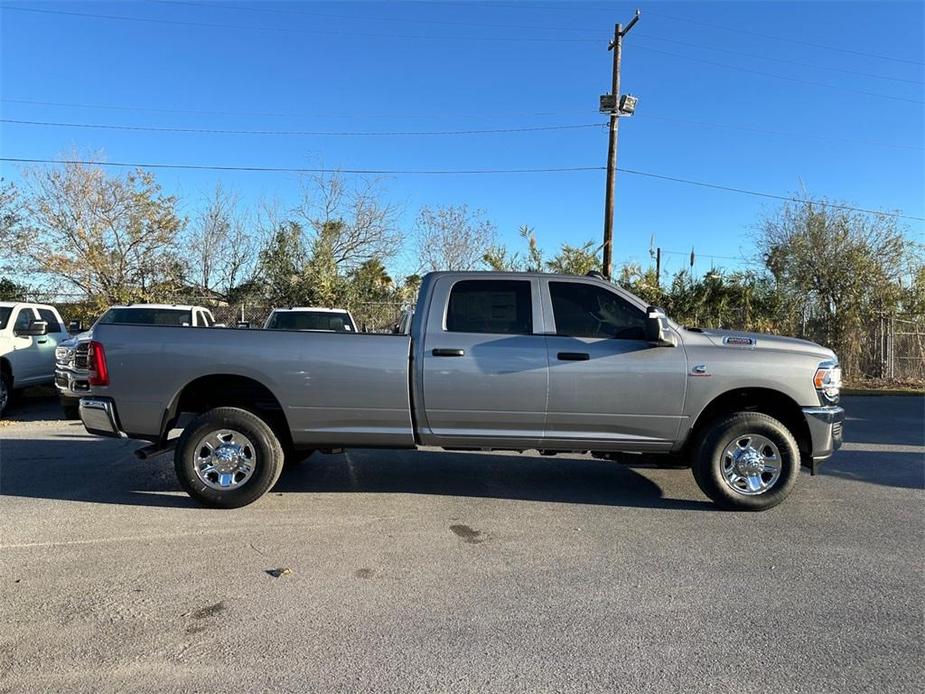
[813, 360, 841, 402]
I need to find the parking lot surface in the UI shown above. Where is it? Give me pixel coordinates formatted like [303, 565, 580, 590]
[1, 393, 923, 693]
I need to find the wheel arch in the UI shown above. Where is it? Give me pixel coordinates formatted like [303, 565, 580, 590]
[163, 373, 292, 451]
[684, 387, 812, 463]
[0, 356, 11, 386]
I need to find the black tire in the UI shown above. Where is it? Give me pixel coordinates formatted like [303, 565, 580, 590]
[61, 398, 80, 420]
[0, 371, 10, 418]
[692, 412, 800, 511]
[174, 407, 284, 509]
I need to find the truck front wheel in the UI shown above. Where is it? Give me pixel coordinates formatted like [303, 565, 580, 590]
[174, 407, 284, 509]
[0, 372, 10, 418]
[61, 397, 80, 420]
[692, 412, 801, 511]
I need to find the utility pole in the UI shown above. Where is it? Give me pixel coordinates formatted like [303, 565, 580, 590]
[655, 247, 661, 288]
[600, 9, 640, 280]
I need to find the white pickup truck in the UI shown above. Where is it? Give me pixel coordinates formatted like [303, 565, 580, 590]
[0, 302, 68, 417]
[263, 307, 358, 332]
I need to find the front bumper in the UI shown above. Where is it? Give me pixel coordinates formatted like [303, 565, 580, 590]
[55, 367, 90, 399]
[79, 397, 125, 439]
[801, 405, 844, 474]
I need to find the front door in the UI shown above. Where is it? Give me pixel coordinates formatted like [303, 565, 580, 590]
[420, 277, 548, 448]
[8, 308, 48, 385]
[541, 279, 688, 450]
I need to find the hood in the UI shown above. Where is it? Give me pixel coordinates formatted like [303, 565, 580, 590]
[689, 327, 836, 361]
[58, 330, 93, 348]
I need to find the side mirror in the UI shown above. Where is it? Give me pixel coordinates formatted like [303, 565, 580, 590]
[645, 307, 675, 347]
[68, 320, 83, 333]
[17, 319, 48, 337]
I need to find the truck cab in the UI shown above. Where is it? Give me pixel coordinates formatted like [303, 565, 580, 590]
[0, 302, 68, 416]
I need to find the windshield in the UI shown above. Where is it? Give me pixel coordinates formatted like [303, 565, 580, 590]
[99, 307, 193, 326]
[0, 307, 11, 331]
[265, 311, 354, 332]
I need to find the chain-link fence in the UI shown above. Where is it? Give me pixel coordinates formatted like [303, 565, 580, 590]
[210, 302, 406, 333]
[871, 315, 925, 381]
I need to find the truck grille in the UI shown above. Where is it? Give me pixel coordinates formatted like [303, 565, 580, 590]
[74, 343, 90, 369]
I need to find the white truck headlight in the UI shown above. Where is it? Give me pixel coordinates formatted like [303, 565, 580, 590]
[813, 360, 842, 402]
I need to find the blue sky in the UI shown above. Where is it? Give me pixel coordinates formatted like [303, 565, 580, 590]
[1, 0, 923, 278]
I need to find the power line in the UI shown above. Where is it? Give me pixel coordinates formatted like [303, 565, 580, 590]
[0, 5, 596, 44]
[0, 118, 606, 137]
[632, 33, 924, 86]
[643, 113, 924, 152]
[0, 97, 575, 121]
[145, 0, 602, 35]
[3, 156, 921, 222]
[5, 97, 920, 153]
[7, 5, 919, 105]
[151, 0, 925, 86]
[636, 45, 924, 105]
[0, 157, 606, 176]
[644, 7, 925, 67]
[616, 167, 925, 222]
[505, 3, 925, 66]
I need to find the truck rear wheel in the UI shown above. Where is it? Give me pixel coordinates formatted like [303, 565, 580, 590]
[174, 407, 284, 509]
[692, 412, 800, 511]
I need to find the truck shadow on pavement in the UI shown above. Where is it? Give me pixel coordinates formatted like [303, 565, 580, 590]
[1, 435, 715, 511]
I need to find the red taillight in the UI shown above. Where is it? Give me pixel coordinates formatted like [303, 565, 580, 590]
[88, 340, 109, 386]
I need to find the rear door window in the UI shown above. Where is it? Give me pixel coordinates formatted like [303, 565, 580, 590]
[446, 280, 533, 335]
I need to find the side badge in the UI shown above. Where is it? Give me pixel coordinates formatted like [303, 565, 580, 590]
[723, 335, 756, 347]
[690, 364, 711, 377]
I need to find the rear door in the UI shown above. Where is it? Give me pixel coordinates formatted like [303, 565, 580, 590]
[419, 276, 548, 448]
[541, 278, 687, 450]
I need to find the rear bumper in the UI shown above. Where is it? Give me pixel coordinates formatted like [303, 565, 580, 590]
[801, 405, 844, 474]
[79, 397, 126, 439]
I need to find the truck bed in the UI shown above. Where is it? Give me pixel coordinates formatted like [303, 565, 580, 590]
[91, 324, 415, 447]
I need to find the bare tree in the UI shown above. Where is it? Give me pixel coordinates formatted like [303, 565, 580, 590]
[415, 204, 497, 272]
[0, 159, 184, 306]
[187, 184, 259, 300]
[757, 196, 920, 374]
[294, 171, 403, 269]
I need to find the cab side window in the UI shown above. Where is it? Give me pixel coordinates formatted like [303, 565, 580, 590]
[13, 309, 33, 334]
[446, 280, 533, 335]
[549, 281, 646, 340]
[37, 309, 62, 333]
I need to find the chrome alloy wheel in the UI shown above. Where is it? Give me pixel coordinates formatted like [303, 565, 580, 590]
[720, 434, 782, 496]
[193, 429, 257, 490]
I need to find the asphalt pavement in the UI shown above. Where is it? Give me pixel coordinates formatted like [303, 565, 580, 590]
[1, 393, 923, 693]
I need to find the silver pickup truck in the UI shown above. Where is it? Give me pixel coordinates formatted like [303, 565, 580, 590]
[78, 271, 844, 511]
